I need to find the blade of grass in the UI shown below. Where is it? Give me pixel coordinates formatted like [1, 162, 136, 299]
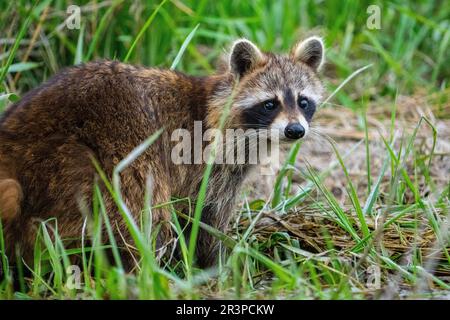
[123, 0, 169, 62]
[319, 64, 373, 109]
[170, 24, 200, 70]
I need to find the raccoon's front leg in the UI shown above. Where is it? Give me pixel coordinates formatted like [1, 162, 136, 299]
[195, 203, 231, 268]
[191, 165, 246, 267]
[196, 192, 241, 267]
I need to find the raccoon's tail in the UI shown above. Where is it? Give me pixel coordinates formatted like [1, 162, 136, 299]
[0, 167, 22, 221]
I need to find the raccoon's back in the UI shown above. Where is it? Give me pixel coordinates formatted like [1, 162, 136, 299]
[0, 61, 169, 156]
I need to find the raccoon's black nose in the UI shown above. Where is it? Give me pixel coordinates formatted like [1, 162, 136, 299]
[285, 123, 305, 139]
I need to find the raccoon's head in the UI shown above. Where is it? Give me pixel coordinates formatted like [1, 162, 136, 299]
[226, 37, 325, 142]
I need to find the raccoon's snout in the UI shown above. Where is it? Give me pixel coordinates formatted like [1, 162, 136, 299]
[284, 123, 305, 140]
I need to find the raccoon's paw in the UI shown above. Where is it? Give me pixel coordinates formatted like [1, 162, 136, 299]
[0, 179, 22, 220]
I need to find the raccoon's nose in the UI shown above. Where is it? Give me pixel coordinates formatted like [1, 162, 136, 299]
[285, 123, 305, 140]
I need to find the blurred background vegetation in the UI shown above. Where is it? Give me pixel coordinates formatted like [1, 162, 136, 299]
[1, 0, 449, 108]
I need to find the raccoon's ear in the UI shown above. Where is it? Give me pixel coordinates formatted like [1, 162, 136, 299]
[291, 36, 325, 71]
[229, 39, 264, 78]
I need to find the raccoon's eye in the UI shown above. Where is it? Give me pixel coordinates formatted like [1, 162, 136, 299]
[263, 99, 278, 112]
[298, 96, 310, 110]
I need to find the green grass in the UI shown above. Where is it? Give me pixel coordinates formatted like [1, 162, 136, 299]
[0, 0, 449, 299]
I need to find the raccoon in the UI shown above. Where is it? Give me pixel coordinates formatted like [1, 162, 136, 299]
[0, 36, 325, 268]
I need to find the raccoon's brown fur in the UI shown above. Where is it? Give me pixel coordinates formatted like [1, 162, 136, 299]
[0, 37, 325, 268]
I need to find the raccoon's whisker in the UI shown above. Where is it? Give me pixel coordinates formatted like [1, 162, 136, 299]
[309, 128, 339, 147]
[309, 127, 324, 135]
[307, 128, 329, 143]
[309, 130, 322, 137]
[310, 128, 329, 140]
[309, 133, 326, 143]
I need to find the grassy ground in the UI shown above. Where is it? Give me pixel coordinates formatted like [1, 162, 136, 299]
[0, 0, 449, 299]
